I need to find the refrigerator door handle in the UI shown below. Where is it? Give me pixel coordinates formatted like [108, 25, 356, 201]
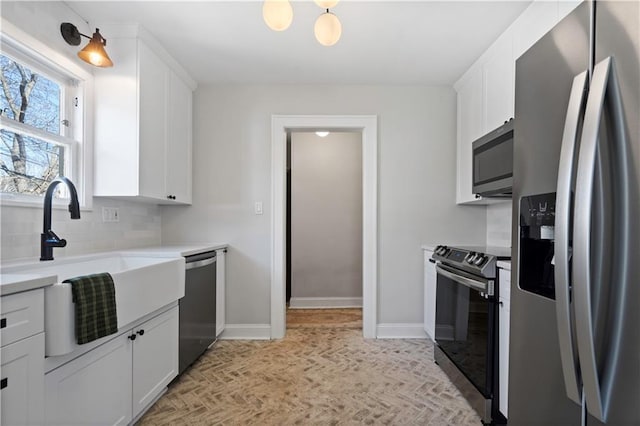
[555, 70, 588, 405]
[574, 56, 628, 423]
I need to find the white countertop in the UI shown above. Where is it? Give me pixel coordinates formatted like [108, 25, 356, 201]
[0, 243, 228, 296]
[121, 243, 228, 257]
[497, 260, 511, 270]
[0, 273, 57, 296]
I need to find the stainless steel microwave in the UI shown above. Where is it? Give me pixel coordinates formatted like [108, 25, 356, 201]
[472, 119, 514, 197]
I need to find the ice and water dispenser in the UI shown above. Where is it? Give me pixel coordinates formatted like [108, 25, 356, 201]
[519, 193, 558, 299]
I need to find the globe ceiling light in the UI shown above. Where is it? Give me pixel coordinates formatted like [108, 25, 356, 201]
[314, 10, 342, 46]
[315, 131, 330, 137]
[263, 0, 294, 32]
[314, 0, 339, 8]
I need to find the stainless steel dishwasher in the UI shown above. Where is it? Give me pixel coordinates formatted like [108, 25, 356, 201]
[179, 251, 217, 374]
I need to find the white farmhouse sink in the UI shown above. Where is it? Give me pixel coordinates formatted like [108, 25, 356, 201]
[1, 253, 184, 356]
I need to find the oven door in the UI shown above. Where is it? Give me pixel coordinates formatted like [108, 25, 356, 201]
[435, 263, 496, 398]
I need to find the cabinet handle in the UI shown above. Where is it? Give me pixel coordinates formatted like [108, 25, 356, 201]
[166, 195, 176, 200]
[0, 318, 6, 329]
[499, 301, 504, 307]
[137, 329, 145, 336]
[475, 194, 481, 199]
[128, 334, 137, 341]
[1, 378, 7, 390]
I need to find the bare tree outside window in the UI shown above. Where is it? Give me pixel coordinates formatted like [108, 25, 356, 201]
[0, 54, 66, 195]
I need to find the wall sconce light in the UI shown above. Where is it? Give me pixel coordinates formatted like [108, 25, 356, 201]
[60, 22, 113, 68]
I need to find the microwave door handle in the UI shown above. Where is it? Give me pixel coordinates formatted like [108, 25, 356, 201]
[555, 70, 588, 405]
[574, 56, 630, 423]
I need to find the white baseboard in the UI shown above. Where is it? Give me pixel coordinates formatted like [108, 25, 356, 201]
[289, 297, 363, 309]
[219, 324, 271, 340]
[376, 323, 428, 339]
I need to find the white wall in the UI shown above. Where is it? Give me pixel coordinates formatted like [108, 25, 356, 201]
[1, 198, 161, 262]
[161, 84, 488, 326]
[486, 201, 512, 247]
[290, 131, 362, 300]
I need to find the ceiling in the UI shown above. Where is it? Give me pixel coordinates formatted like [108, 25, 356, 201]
[67, 1, 531, 85]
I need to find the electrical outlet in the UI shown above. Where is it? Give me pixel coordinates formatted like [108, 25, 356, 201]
[102, 207, 120, 223]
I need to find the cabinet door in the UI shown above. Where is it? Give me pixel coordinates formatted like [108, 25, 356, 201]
[499, 298, 510, 418]
[456, 67, 484, 204]
[45, 333, 132, 426]
[1, 333, 44, 426]
[423, 250, 436, 340]
[132, 306, 178, 419]
[138, 41, 169, 200]
[216, 249, 226, 337]
[483, 30, 514, 133]
[165, 72, 193, 204]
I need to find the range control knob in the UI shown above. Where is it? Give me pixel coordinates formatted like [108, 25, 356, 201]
[474, 254, 487, 266]
[435, 245, 442, 255]
[464, 252, 476, 264]
[441, 246, 450, 256]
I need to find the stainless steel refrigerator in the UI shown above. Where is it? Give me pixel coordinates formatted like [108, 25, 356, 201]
[510, 1, 639, 424]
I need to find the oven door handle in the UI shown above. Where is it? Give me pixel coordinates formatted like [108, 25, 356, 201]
[436, 264, 489, 294]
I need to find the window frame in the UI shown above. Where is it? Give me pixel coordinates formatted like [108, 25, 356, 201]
[0, 19, 94, 210]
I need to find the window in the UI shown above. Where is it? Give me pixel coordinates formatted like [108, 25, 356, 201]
[0, 22, 90, 207]
[0, 51, 78, 200]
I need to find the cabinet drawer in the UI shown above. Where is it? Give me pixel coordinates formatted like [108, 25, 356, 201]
[1, 289, 44, 347]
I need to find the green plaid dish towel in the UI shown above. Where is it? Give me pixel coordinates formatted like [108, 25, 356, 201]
[64, 272, 118, 345]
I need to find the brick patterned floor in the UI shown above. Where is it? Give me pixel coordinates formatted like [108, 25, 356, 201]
[137, 310, 480, 425]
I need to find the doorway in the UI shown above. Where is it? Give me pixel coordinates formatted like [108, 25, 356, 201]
[270, 115, 378, 339]
[286, 131, 363, 323]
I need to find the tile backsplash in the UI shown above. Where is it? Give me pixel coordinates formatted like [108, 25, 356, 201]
[0, 198, 161, 263]
[486, 201, 512, 247]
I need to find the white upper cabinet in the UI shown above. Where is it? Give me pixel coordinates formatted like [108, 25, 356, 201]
[165, 72, 193, 204]
[455, 68, 484, 204]
[483, 29, 515, 133]
[93, 25, 195, 205]
[513, 1, 559, 59]
[453, 0, 580, 205]
[138, 41, 169, 201]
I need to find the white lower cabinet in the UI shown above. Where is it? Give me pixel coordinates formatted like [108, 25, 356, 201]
[44, 305, 179, 425]
[498, 267, 511, 419]
[423, 249, 436, 340]
[215, 249, 226, 337]
[45, 333, 132, 426]
[132, 306, 178, 419]
[1, 333, 45, 426]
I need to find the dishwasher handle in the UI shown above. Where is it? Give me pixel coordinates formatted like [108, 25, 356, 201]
[185, 256, 217, 270]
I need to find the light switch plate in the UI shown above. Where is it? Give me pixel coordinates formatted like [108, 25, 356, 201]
[254, 201, 263, 215]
